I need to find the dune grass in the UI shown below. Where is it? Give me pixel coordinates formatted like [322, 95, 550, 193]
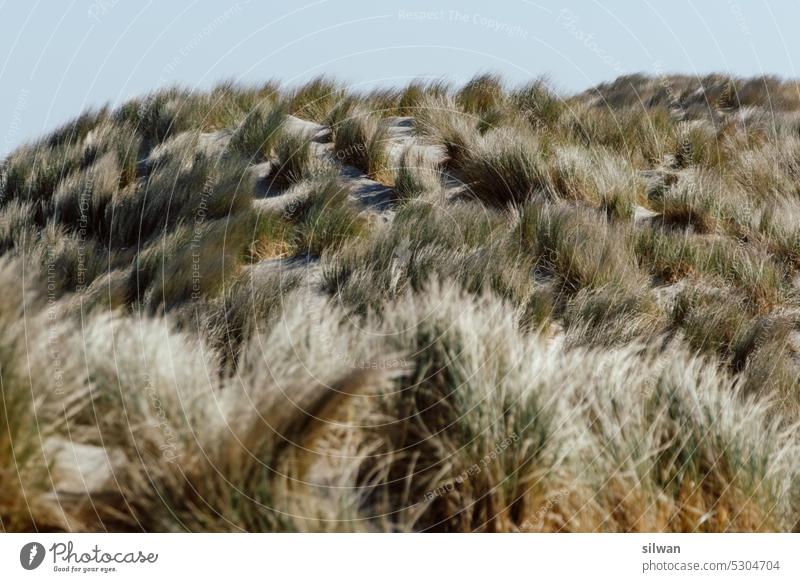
[1, 73, 800, 532]
[460, 128, 549, 207]
[331, 107, 392, 183]
[285, 177, 369, 258]
[393, 147, 442, 201]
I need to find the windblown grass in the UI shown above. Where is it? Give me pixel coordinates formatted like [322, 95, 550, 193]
[287, 177, 369, 258]
[331, 107, 392, 183]
[414, 94, 478, 169]
[268, 130, 321, 188]
[461, 128, 549, 207]
[228, 102, 286, 161]
[287, 76, 347, 123]
[393, 147, 442, 201]
[1, 72, 800, 533]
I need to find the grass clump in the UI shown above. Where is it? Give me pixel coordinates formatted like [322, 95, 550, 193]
[332, 108, 392, 183]
[511, 78, 564, 131]
[109, 149, 253, 249]
[204, 269, 303, 369]
[757, 196, 800, 269]
[562, 283, 663, 348]
[1, 141, 87, 212]
[546, 145, 643, 218]
[287, 178, 368, 258]
[636, 227, 699, 283]
[650, 170, 722, 233]
[128, 211, 254, 312]
[268, 130, 331, 188]
[461, 128, 549, 207]
[228, 103, 286, 161]
[396, 79, 450, 115]
[126, 89, 194, 146]
[287, 76, 347, 123]
[393, 148, 442, 201]
[414, 94, 478, 169]
[0, 200, 37, 254]
[698, 239, 787, 310]
[670, 282, 752, 358]
[246, 206, 294, 261]
[515, 202, 642, 293]
[321, 201, 525, 315]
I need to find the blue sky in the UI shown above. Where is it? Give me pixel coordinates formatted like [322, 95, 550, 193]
[1, 0, 798, 155]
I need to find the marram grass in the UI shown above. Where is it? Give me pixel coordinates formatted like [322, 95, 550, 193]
[1, 73, 799, 532]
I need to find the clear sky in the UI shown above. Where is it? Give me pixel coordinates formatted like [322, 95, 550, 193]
[1, 0, 798, 156]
